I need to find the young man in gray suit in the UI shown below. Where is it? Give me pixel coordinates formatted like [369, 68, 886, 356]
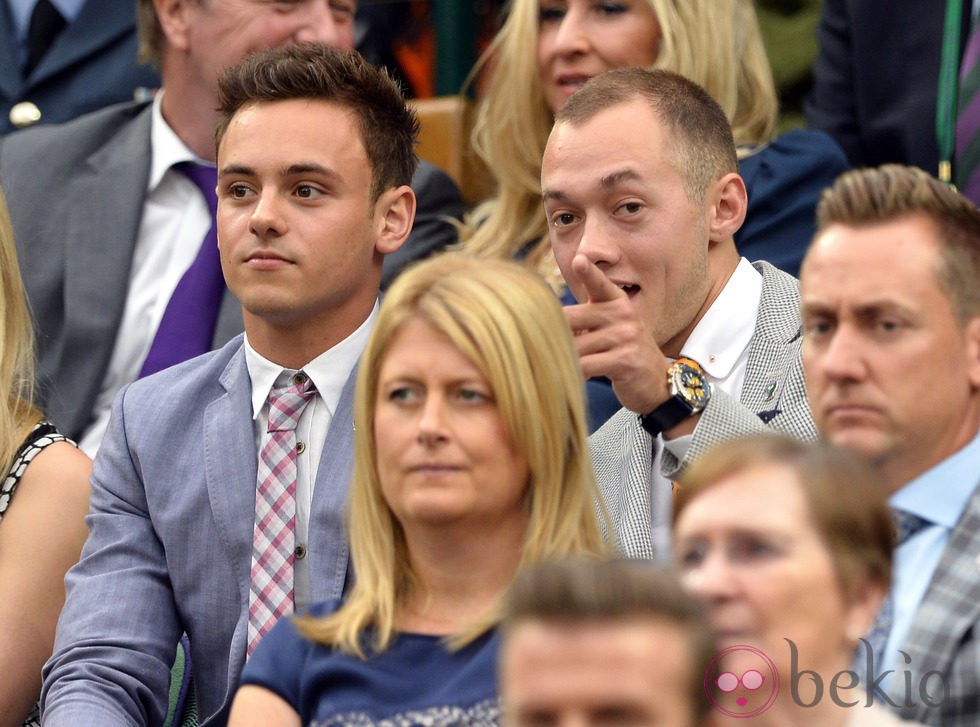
[802, 164, 980, 726]
[40, 43, 416, 727]
[540, 67, 816, 559]
[0, 0, 462, 455]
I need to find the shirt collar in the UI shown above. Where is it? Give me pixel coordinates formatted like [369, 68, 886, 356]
[890, 428, 980, 529]
[148, 91, 211, 192]
[680, 258, 762, 379]
[244, 300, 379, 420]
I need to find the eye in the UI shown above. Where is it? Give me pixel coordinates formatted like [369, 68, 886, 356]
[616, 201, 643, 216]
[728, 534, 778, 563]
[386, 386, 418, 403]
[539, 3, 566, 23]
[227, 183, 253, 199]
[676, 540, 708, 571]
[551, 211, 578, 227]
[457, 387, 491, 404]
[803, 317, 833, 338]
[330, 0, 355, 20]
[295, 183, 324, 199]
[595, 2, 628, 16]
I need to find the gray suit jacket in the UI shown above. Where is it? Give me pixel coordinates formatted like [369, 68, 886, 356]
[41, 335, 356, 727]
[591, 261, 817, 559]
[0, 100, 463, 441]
[886, 483, 980, 726]
[0, 0, 159, 134]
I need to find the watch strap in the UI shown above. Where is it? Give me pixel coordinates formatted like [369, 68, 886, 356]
[639, 395, 694, 437]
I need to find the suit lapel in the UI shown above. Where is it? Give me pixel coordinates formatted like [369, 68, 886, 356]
[26, 0, 135, 84]
[59, 103, 151, 411]
[888, 484, 980, 717]
[203, 347, 259, 601]
[741, 262, 803, 416]
[308, 364, 358, 602]
[0, 3, 21, 100]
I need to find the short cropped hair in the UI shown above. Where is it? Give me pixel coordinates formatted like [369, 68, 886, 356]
[502, 557, 715, 722]
[216, 43, 418, 202]
[296, 255, 608, 656]
[812, 164, 980, 322]
[675, 435, 894, 601]
[136, 0, 174, 68]
[555, 67, 738, 205]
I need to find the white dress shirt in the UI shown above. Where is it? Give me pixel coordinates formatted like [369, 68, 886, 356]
[244, 301, 378, 611]
[649, 258, 763, 555]
[78, 92, 211, 456]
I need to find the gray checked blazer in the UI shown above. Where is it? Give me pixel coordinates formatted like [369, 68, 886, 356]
[591, 261, 817, 559]
[886, 483, 980, 726]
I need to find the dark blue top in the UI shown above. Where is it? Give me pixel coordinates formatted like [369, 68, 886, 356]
[736, 128, 849, 278]
[240, 600, 501, 726]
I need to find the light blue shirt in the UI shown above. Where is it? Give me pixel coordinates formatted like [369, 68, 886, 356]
[880, 429, 980, 676]
[7, 0, 86, 66]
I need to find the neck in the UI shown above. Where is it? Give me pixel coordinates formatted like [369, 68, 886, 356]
[159, 59, 220, 161]
[881, 415, 980, 493]
[398, 517, 526, 635]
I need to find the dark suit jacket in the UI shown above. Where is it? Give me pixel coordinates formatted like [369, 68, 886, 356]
[0, 100, 463, 440]
[0, 0, 160, 135]
[805, 0, 968, 172]
[41, 336, 357, 727]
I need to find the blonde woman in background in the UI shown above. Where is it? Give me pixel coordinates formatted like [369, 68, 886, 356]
[228, 255, 608, 726]
[0, 191, 91, 726]
[461, 0, 848, 285]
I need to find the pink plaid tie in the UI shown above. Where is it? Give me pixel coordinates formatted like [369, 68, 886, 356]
[247, 372, 317, 655]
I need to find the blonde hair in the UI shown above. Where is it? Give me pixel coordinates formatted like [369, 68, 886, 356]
[297, 254, 608, 656]
[459, 0, 778, 284]
[0, 191, 41, 477]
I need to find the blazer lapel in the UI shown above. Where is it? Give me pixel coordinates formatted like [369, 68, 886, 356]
[741, 262, 803, 417]
[308, 364, 358, 603]
[57, 104, 151, 431]
[887, 484, 980, 719]
[0, 6, 20, 100]
[26, 0, 135, 84]
[203, 347, 259, 615]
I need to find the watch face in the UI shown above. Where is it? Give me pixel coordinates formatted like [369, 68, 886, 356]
[671, 363, 710, 410]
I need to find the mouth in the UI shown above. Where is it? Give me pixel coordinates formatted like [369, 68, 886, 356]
[556, 74, 594, 94]
[244, 249, 292, 268]
[611, 280, 641, 298]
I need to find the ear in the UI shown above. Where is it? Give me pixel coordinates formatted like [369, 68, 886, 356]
[962, 316, 980, 389]
[843, 577, 887, 648]
[373, 185, 416, 256]
[706, 172, 747, 244]
[154, 0, 192, 53]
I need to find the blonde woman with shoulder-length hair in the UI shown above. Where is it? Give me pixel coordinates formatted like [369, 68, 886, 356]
[229, 254, 608, 727]
[0, 190, 91, 727]
[460, 0, 848, 288]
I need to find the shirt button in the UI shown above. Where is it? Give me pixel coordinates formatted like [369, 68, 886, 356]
[296, 441, 306, 454]
[291, 372, 308, 386]
[294, 544, 307, 560]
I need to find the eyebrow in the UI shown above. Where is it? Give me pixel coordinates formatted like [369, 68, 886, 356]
[600, 169, 642, 189]
[218, 163, 342, 183]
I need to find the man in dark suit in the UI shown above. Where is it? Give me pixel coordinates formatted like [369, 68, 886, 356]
[802, 164, 980, 726]
[0, 0, 463, 454]
[541, 67, 816, 559]
[806, 0, 973, 175]
[41, 42, 416, 727]
[1, 0, 159, 134]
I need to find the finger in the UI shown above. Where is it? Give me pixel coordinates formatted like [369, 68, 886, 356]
[572, 253, 625, 304]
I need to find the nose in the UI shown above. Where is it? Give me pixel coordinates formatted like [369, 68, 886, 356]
[417, 393, 449, 446]
[575, 215, 620, 269]
[248, 189, 287, 239]
[680, 548, 739, 604]
[293, 3, 355, 50]
[551, 7, 591, 58]
[808, 324, 867, 384]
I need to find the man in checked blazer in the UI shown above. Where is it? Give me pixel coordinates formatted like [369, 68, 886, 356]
[802, 165, 980, 726]
[40, 44, 416, 726]
[540, 67, 817, 559]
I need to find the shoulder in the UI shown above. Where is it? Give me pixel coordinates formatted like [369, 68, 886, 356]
[740, 129, 849, 187]
[1, 100, 151, 163]
[124, 335, 246, 401]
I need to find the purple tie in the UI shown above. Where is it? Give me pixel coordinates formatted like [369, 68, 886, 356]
[139, 163, 224, 378]
[955, 18, 980, 203]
